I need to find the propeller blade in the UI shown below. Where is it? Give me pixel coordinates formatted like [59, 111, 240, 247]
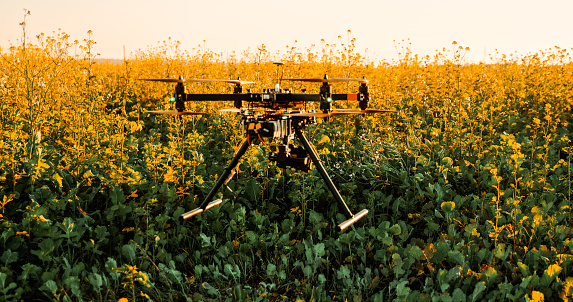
[332, 109, 398, 114]
[283, 78, 371, 84]
[138, 78, 184, 83]
[189, 79, 255, 85]
[282, 112, 351, 118]
[138, 78, 255, 85]
[146, 110, 208, 115]
[282, 109, 397, 118]
[219, 108, 273, 114]
[329, 78, 371, 84]
[219, 108, 242, 113]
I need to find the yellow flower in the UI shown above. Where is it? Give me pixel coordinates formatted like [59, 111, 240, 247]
[533, 117, 541, 125]
[531, 290, 544, 301]
[164, 173, 177, 183]
[545, 264, 562, 278]
[562, 277, 573, 301]
[16, 231, 30, 237]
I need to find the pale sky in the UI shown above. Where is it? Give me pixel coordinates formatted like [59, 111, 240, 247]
[2, 0, 572, 63]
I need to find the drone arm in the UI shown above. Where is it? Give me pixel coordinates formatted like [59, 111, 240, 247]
[275, 94, 321, 103]
[331, 94, 360, 101]
[180, 135, 254, 220]
[331, 93, 370, 110]
[186, 93, 321, 102]
[185, 93, 323, 105]
[184, 94, 251, 101]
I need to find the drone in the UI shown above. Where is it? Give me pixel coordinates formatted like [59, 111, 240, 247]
[139, 65, 395, 231]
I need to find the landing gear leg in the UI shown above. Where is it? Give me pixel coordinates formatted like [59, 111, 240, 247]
[294, 128, 368, 231]
[181, 136, 254, 220]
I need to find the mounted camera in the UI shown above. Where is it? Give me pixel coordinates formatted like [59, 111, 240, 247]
[242, 119, 293, 140]
[269, 144, 312, 172]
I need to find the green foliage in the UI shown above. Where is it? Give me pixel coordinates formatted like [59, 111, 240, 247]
[1, 28, 573, 301]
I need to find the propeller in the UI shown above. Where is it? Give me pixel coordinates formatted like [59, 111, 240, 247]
[282, 75, 370, 84]
[218, 108, 242, 113]
[138, 78, 187, 83]
[191, 79, 255, 85]
[282, 109, 397, 118]
[138, 78, 254, 85]
[282, 111, 352, 118]
[146, 110, 208, 116]
[331, 109, 398, 114]
[219, 108, 277, 114]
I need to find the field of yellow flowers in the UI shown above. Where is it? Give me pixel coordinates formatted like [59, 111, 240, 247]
[1, 29, 573, 301]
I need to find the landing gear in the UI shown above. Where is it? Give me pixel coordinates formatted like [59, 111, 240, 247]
[181, 116, 368, 231]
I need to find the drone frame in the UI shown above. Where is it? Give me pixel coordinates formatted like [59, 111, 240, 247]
[140, 74, 393, 231]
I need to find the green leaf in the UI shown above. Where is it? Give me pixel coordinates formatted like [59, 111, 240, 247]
[42, 280, 58, 292]
[64, 275, 82, 299]
[382, 236, 393, 246]
[408, 246, 424, 260]
[309, 210, 323, 225]
[441, 201, 455, 212]
[447, 250, 465, 265]
[245, 178, 261, 201]
[494, 243, 506, 259]
[31, 238, 56, 262]
[447, 266, 462, 282]
[232, 284, 246, 300]
[1, 250, 18, 266]
[0, 272, 8, 289]
[202, 282, 218, 296]
[337, 265, 351, 279]
[437, 269, 450, 292]
[61, 217, 75, 238]
[314, 242, 325, 258]
[452, 288, 466, 302]
[20, 263, 40, 281]
[122, 243, 136, 263]
[517, 261, 529, 276]
[105, 257, 120, 281]
[199, 233, 212, 247]
[194, 265, 204, 279]
[392, 253, 405, 276]
[304, 240, 313, 264]
[396, 280, 410, 297]
[88, 272, 103, 291]
[435, 183, 444, 201]
[224, 263, 239, 280]
[540, 263, 562, 287]
[470, 281, 486, 302]
[245, 231, 257, 243]
[388, 224, 401, 236]
[110, 185, 125, 204]
[94, 225, 109, 240]
[519, 275, 532, 289]
[0, 229, 15, 245]
[303, 265, 313, 278]
[266, 263, 277, 276]
[431, 243, 450, 264]
[278, 270, 286, 281]
[482, 267, 498, 284]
